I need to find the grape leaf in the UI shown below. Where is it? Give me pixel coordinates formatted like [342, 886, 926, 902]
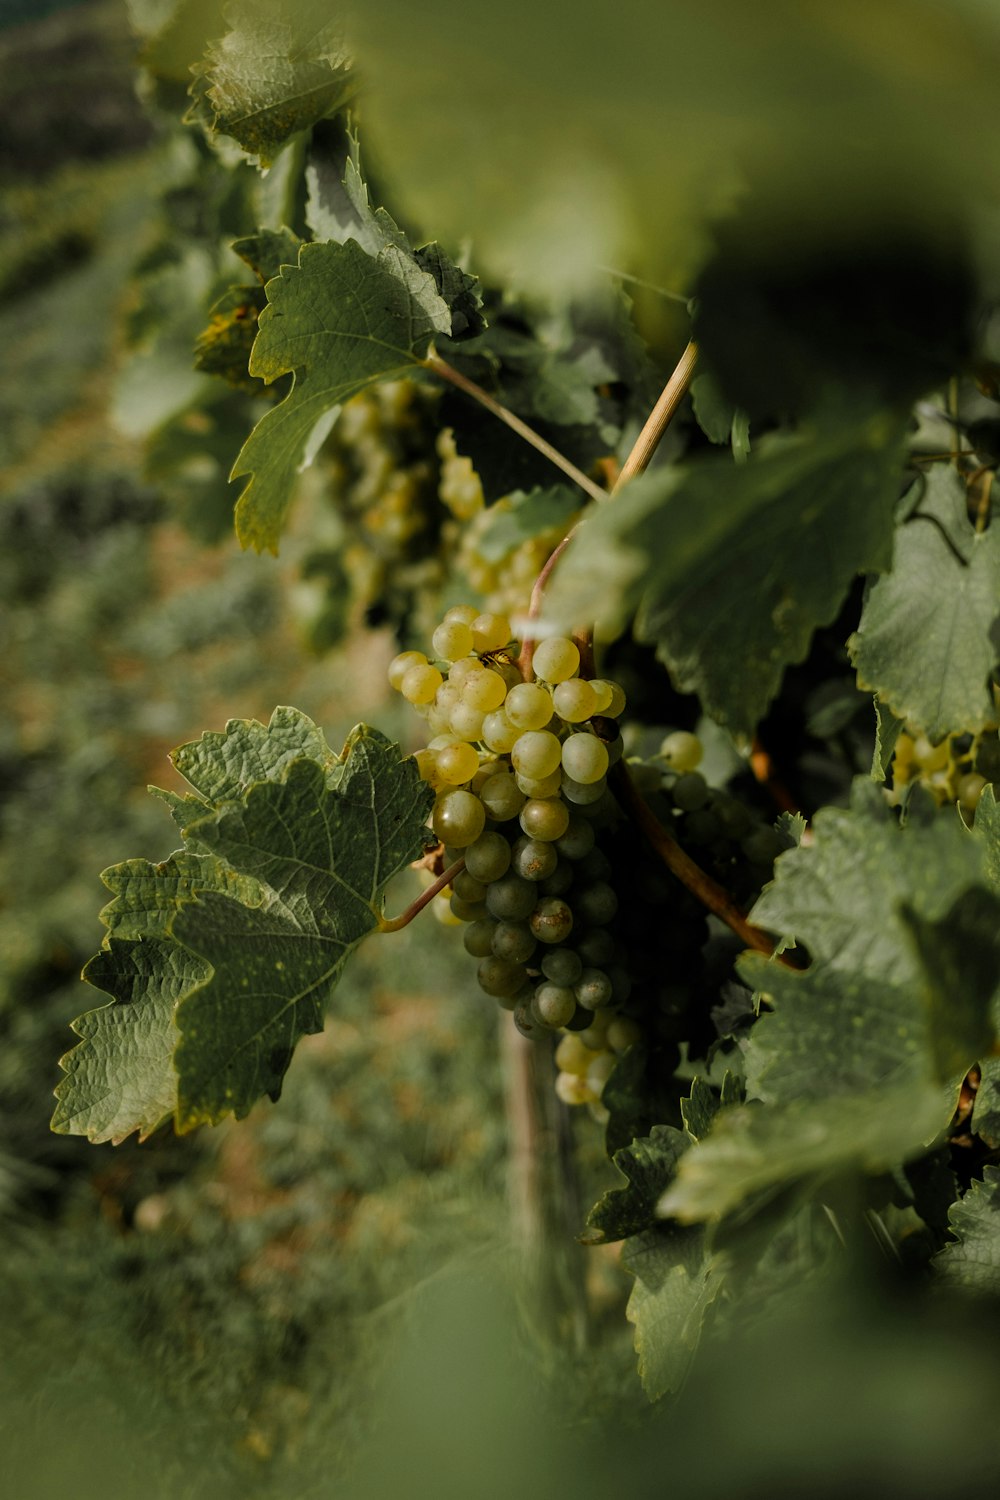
[196, 0, 356, 167]
[230, 239, 450, 551]
[872, 697, 904, 783]
[972, 783, 1000, 897]
[474, 486, 580, 564]
[849, 466, 1000, 741]
[933, 1167, 1000, 1293]
[545, 412, 908, 737]
[53, 714, 434, 1139]
[656, 780, 999, 1224]
[583, 1125, 689, 1245]
[621, 1226, 725, 1400]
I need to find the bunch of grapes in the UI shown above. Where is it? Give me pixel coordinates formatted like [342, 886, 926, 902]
[889, 728, 994, 814]
[453, 497, 579, 619]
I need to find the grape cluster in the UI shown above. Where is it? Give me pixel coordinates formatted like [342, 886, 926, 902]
[453, 496, 579, 619]
[889, 728, 992, 814]
[389, 608, 645, 1119]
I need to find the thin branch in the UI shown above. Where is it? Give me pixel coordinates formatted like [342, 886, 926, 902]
[379, 857, 465, 933]
[518, 341, 699, 681]
[424, 353, 607, 505]
[611, 760, 801, 965]
[612, 340, 698, 493]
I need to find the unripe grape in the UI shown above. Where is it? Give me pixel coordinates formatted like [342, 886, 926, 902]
[471, 612, 512, 653]
[477, 955, 528, 998]
[585, 1051, 617, 1096]
[741, 825, 789, 865]
[606, 1017, 642, 1053]
[671, 771, 709, 811]
[561, 775, 607, 805]
[442, 603, 479, 627]
[491, 922, 536, 963]
[433, 893, 462, 925]
[541, 947, 583, 985]
[534, 983, 576, 1028]
[436, 741, 480, 785]
[432, 789, 486, 846]
[481, 710, 520, 753]
[519, 798, 571, 842]
[561, 733, 609, 785]
[412, 748, 440, 786]
[555, 1071, 593, 1106]
[485, 873, 538, 921]
[505, 682, 553, 731]
[575, 880, 618, 925]
[539, 860, 574, 896]
[513, 835, 558, 882]
[478, 773, 525, 822]
[464, 830, 512, 882]
[511, 730, 562, 780]
[554, 814, 596, 861]
[462, 666, 508, 713]
[578, 928, 615, 966]
[555, 1033, 591, 1076]
[453, 870, 488, 902]
[389, 650, 427, 690]
[574, 967, 613, 1009]
[660, 730, 703, 772]
[432, 619, 475, 661]
[529, 897, 574, 944]
[532, 636, 580, 683]
[463, 917, 498, 957]
[552, 678, 597, 723]
[449, 894, 487, 921]
[401, 663, 443, 705]
[449, 702, 485, 740]
[515, 769, 562, 798]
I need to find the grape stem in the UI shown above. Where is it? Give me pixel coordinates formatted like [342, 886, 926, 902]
[517, 340, 699, 680]
[379, 857, 465, 932]
[423, 352, 607, 505]
[611, 760, 802, 966]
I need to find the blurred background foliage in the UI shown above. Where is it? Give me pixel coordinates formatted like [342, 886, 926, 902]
[3, 3, 1000, 1497]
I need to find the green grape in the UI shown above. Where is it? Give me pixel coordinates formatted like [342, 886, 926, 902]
[585, 1051, 617, 1096]
[511, 729, 562, 779]
[448, 656, 479, 686]
[561, 732, 609, 785]
[741, 825, 789, 865]
[472, 611, 512, 653]
[432, 788, 486, 846]
[491, 921, 537, 963]
[554, 814, 596, 860]
[463, 917, 498, 957]
[432, 619, 475, 660]
[478, 772, 525, 822]
[449, 702, 485, 740]
[554, 1071, 593, 1105]
[660, 730, 703, 772]
[529, 897, 574, 944]
[560, 774, 607, 805]
[515, 769, 562, 798]
[671, 771, 709, 811]
[541, 947, 583, 985]
[578, 1013, 611, 1050]
[505, 682, 554, 730]
[579, 848, 612, 883]
[552, 678, 597, 723]
[443, 603, 479, 627]
[402, 663, 444, 704]
[389, 649, 427, 690]
[532, 636, 580, 683]
[574, 967, 613, 1009]
[519, 797, 571, 841]
[453, 870, 488, 902]
[463, 666, 508, 713]
[449, 894, 487, 921]
[534, 983, 576, 1028]
[436, 741, 480, 785]
[682, 809, 721, 845]
[485, 873, 538, 921]
[539, 860, 574, 896]
[575, 880, 618, 925]
[512, 836, 558, 882]
[607, 965, 633, 1002]
[481, 710, 520, 753]
[555, 1032, 591, 1076]
[478, 955, 529, 998]
[464, 830, 513, 882]
[411, 748, 440, 786]
[606, 1016, 642, 1052]
[513, 1001, 547, 1040]
[715, 794, 753, 838]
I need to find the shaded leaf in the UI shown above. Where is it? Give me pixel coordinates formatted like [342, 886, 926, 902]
[972, 1057, 1000, 1147]
[584, 1125, 689, 1244]
[621, 1226, 725, 1400]
[198, 0, 356, 167]
[231, 239, 450, 550]
[933, 1167, 1000, 1293]
[850, 466, 1000, 740]
[545, 413, 908, 737]
[872, 697, 904, 783]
